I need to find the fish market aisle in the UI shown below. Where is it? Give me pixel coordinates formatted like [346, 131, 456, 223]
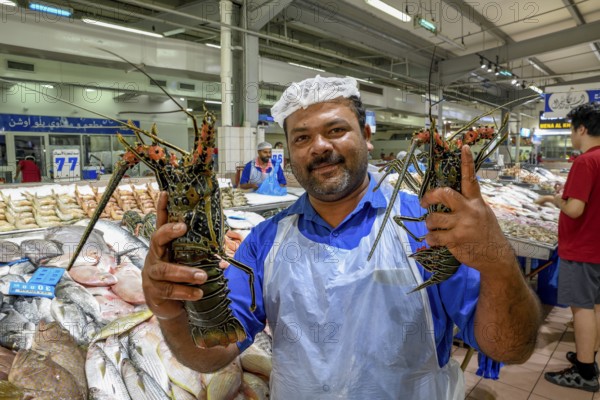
[457, 304, 598, 400]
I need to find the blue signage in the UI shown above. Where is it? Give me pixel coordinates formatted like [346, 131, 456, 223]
[366, 110, 376, 133]
[0, 113, 139, 134]
[544, 90, 600, 116]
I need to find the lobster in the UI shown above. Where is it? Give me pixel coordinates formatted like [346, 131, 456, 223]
[0, 50, 256, 348]
[368, 96, 535, 292]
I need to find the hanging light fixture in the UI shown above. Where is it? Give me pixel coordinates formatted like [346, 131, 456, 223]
[29, 1, 72, 17]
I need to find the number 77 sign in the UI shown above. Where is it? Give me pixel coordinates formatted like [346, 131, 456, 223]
[52, 148, 81, 181]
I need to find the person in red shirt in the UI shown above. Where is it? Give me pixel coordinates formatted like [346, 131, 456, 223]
[536, 102, 600, 392]
[14, 155, 41, 183]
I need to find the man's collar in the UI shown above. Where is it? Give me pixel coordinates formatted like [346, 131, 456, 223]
[254, 158, 273, 170]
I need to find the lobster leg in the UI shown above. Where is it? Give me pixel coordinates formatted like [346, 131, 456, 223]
[223, 256, 256, 311]
[392, 214, 428, 242]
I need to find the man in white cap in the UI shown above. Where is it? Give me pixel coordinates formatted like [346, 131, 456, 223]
[142, 75, 541, 399]
[238, 141, 286, 190]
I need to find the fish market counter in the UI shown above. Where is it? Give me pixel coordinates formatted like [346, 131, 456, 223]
[508, 237, 557, 262]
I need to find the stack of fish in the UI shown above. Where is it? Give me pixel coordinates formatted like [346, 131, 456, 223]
[0, 219, 273, 399]
[54, 190, 87, 222]
[86, 316, 272, 399]
[221, 188, 249, 208]
[1, 194, 37, 231]
[76, 186, 111, 220]
[132, 184, 158, 215]
[0, 197, 14, 232]
[480, 181, 559, 244]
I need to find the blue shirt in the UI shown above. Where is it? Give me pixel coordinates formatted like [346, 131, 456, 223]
[226, 174, 481, 368]
[240, 160, 287, 186]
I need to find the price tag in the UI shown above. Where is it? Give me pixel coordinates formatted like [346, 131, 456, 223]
[271, 149, 284, 168]
[53, 148, 80, 181]
[7, 267, 65, 299]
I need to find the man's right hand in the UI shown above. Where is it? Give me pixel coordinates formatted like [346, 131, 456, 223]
[142, 192, 208, 321]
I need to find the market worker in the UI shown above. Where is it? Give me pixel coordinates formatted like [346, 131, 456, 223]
[537, 102, 600, 392]
[238, 141, 286, 190]
[14, 155, 41, 183]
[142, 75, 542, 399]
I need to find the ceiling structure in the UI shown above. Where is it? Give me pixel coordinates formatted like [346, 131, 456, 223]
[6, 0, 600, 122]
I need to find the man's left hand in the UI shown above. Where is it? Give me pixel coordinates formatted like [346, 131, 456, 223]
[419, 145, 513, 273]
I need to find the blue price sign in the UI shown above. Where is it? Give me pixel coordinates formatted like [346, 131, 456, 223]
[53, 148, 81, 181]
[271, 149, 284, 168]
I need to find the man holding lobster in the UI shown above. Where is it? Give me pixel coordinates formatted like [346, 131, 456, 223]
[143, 75, 542, 399]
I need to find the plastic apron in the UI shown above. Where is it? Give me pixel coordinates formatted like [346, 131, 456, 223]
[262, 197, 464, 399]
[248, 163, 268, 186]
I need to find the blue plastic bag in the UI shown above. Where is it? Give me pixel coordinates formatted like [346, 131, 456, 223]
[256, 162, 287, 196]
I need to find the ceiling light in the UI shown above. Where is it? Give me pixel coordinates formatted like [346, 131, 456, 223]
[29, 2, 72, 17]
[82, 18, 163, 38]
[163, 28, 186, 37]
[204, 100, 222, 105]
[180, 97, 185, 101]
[511, 78, 518, 85]
[494, 66, 499, 76]
[365, 0, 411, 22]
[41, 84, 54, 89]
[499, 69, 512, 77]
[529, 85, 543, 94]
[186, 108, 193, 112]
[0, 1, 16, 6]
[486, 63, 493, 73]
[480, 57, 486, 69]
[288, 62, 325, 72]
[205, 43, 221, 49]
[85, 88, 96, 92]
[416, 16, 437, 34]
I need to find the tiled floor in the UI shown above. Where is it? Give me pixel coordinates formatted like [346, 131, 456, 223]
[453, 304, 600, 400]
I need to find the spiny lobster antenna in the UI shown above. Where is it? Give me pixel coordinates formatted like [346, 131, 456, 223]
[427, 46, 437, 127]
[447, 95, 540, 142]
[95, 48, 195, 121]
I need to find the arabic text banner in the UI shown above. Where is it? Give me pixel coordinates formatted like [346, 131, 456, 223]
[0, 113, 139, 134]
[544, 90, 600, 118]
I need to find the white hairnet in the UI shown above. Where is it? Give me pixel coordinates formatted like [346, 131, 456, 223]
[271, 75, 360, 127]
[257, 141, 272, 150]
[396, 151, 407, 159]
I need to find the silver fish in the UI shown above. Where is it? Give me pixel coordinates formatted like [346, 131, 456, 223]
[127, 331, 171, 395]
[13, 296, 53, 325]
[54, 276, 103, 324]
[121, 358, 171, 400]
[0, 240, 21, 263]
[86, 344, 131, 400]
[76, 219, 148, 262]
[20, 239, 63, 265]
[50, 297, 98, 345]
[157, 339, 203, 397]
[0, 309, 35, 350]
[8, 260, 36, 275]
